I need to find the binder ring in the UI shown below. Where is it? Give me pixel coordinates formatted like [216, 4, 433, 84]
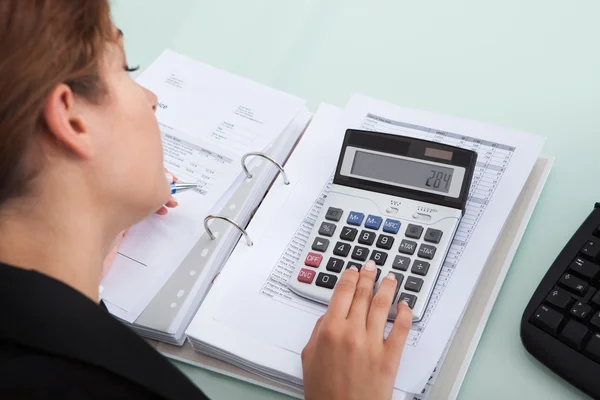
[203, 215, 253, 246]
[241, 152, 290, 185]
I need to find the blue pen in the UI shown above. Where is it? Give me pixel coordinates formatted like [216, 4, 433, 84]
[170, 182, 200, 195]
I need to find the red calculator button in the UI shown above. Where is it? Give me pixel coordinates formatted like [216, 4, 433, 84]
[297, 268, 316, 284]
[305, 252, 323, 268]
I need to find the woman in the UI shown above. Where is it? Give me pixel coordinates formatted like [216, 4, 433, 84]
[0, 1, 413, 399]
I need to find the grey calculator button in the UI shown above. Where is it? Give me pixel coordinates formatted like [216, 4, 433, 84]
[405, 277, 424, 292]
[318, 222, 336, 237]
[399, 240, 417, 255]
[392, 273, 404, 301]
[411, 260, 430, 276]
[369, 250, 388, 266]
[392, 255, 411, 271]
[325, 207, 343, 222]
[358, 230, 376, 245]
[340, 226, 358, 242]
[316, 272, 337, 289]
[346, 262, 362, 271]
[425, 228, 443, 244]
[376, 234, 394, 250]
[326, 257, 345, 273]
[333, 242, 351, 257]
[352, 246, 369, 262]
[399, 292, 417, 309]
[312, 237, 330, 252]
[405, 224, 424, 239]
[417, 244, 436, 260]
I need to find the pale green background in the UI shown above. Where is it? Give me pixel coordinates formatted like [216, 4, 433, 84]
[110, 1, 600, 398]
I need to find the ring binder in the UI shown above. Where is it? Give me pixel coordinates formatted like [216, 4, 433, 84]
[241, 152, 290, 185]
[204, 215, 254, 246]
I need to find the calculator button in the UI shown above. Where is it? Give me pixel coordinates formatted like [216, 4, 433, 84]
[326, 257, 345, 273]
[391, 273, 404, 301]
[559, 320, 590, 351]
[582, 240, 600, 261]
[398, 293, 417, 309]
[304, 252, 323, 268]
[569, 257, 600, 280]
[383, 219, 401, 234]
[325, 207, 343, 222]
[411, 260, 430, 276]
[311, 237, 330, 252]
[570, 301, 593, 321]
[405, 224, 423, 239]
[559, 273, 588, 296]
[340, 227, 358, 242]
[375, 268, 382, 282]
[424, 228, 443, 244]
[318, 222, 337, 237]
[545, 288, 573, 311]
[358, 230, 376, 245]
[347, 211, 365, 226]
[351, 246, 369, 262]
[315, 273, 338, 289]
[531, 305, 564, 336]
[392, 255, 411, 271]
[365, 215, 383, 230]
[417, 244, 437, 260]
[584, 333, 600, 363]
[297, 268, 316, 284]
[398, 240, 417, 255]
[376, 235, 394, 250]
[346, 262, 362, 271]
[405, 276, 424, 292]
[333, 242, 352, 257]
[370, 250, 388, 266]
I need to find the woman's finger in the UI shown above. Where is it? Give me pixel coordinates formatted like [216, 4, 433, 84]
[164, 197, 178, 208]
[347, 260, 377, 323]
[385, 301, 413, 360]
[366, 272, 397, 335]
[325, 267, 360, 321]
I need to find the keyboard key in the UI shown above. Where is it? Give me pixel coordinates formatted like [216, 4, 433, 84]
[318, 222, 337, 237]
[311, 237, 329, 252]
[592, 291, 600, 308]
[559, 273, 588, 295]
[584, 333, 600, 363]
[411, 260, 430, 276]
[325, 207, 343, 222]
[358, 230, 376, 245]
[424, 228, 443, 244]
[333, 242, 351, 257]
[351, 246, 369, 261]
[545, 288, 573, 310]
[365, 215, 383, 230]
[399, 240, 418, 255]
[297, 268, 316, 284]
[383, 219, 401, 234]
[418, 244, 437, 260]
[340, 227, 358, 241]
[346, 262, 362, 271]
[405, 224, 424, 239]
[315, 272, 338, 289]
[376, 234, 394, 250]
[326, 257, 345, 273]
[569, 257, 600, 281]
[304, 252, 323, 268]
[405, 276, 424, 292]
[590, 312, 600, 331]
[559, 319, 590, 351]
[570, 301, 593, 321]
[531, 305, 564, 336]
[398, 292, 417, 309]
[370, 250, 388, 266]
[581, 240, 600, 261]
[392, 255, 411, 271]
[347, 211, 365, 226]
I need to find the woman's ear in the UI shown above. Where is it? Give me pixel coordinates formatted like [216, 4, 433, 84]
[42, 84, 94, 159]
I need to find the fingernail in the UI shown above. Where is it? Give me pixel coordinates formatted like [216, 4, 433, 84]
[384, 272, 396, 281]
[364, 260, 376, 271]
[349, 266, 359, 272]
[400, 300, 410, 307]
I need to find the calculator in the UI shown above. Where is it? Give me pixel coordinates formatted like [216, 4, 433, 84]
[288, 129, 477, 321]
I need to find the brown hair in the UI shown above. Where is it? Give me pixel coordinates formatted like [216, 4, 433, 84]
[0, 0, 115, 206]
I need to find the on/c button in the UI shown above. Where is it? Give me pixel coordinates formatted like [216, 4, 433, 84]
[412, 212, 432, 222]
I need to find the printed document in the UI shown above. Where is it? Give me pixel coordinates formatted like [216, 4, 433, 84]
[99, 49, 305, 322]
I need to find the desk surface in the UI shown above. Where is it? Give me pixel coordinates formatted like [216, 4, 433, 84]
[111, 1, 600, 398]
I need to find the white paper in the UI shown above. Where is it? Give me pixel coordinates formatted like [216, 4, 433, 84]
[99, 49, 305, 322]
[186, 95, 545, 393]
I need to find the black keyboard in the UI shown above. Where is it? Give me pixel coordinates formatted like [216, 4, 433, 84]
[521, 203, 600, 399]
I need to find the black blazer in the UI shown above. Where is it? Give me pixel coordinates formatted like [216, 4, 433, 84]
[0, 262, 209, 399]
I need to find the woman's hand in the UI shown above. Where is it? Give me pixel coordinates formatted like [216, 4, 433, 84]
[301, 260, 413, 400]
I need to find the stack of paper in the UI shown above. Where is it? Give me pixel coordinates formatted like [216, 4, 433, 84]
[99, 49, 310, 344]
[184, 95, 546, 396]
